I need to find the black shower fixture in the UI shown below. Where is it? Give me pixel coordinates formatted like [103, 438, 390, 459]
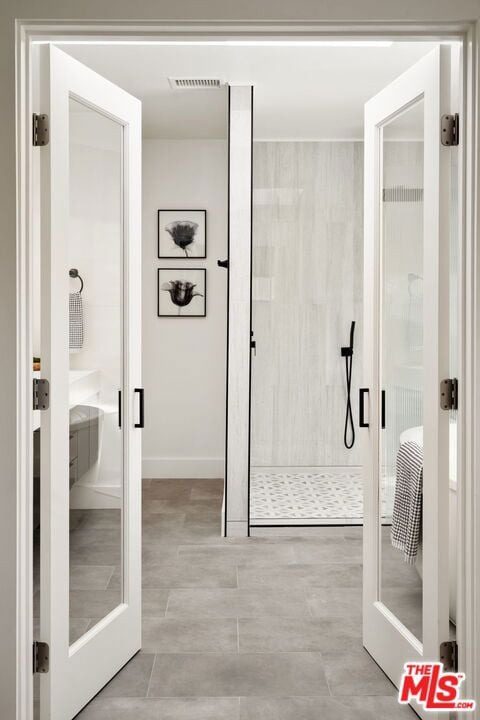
[341, 321, 356, 449]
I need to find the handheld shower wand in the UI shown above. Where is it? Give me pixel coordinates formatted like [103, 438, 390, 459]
[341, 321, 356, 449]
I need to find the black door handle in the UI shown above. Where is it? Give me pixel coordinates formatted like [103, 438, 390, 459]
[217, 259, 229, 269]
[359, 388, 369, 428]
[381, 390, 386, 429]
[134, 388, 144, 429]
[118, 390, 122, 428]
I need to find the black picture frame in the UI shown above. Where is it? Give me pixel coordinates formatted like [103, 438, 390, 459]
[157, 209, 207, 259]
[157, 268, 207, 318]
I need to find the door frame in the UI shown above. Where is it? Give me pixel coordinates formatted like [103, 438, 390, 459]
[16, 19, 479, 720]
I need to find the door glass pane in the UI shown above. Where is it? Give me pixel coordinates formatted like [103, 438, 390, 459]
[380, 100, 424, 642]
[68, 98, 123, 644]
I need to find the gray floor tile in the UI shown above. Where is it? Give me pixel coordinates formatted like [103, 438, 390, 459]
[337, 696, 418, 718]
[166, 588, 311, 618]
[142, 563, 237, 588]
[70, 545, 121, 566]
[142, 544, 180, 565]
[238, 616, 362, 653]
[177, 544, 296, 566]
[142, 589, 169, 616]
[143, 484, 192, 500]
[293, 539, 362, 564]
[142, 618, 238, 653]
[322, 649, 396, 696]
[96, 653, 155, 699]
[307, 587, 363, 619]
[190, 487, 224, 500]
[70, 528, 121, 548]
[148, 652, 329, 697]
[142, 514, 186, 542]
[69, 590, 121, 618]
[237, 562, 362, 588]
[144, 498, 218, 514]
[77, 697, 239, 720]
[250, 526, 347, 538]
[239, 696, 374, 720]
[77, 509, 122, 530]
[70, 565, 115, 590]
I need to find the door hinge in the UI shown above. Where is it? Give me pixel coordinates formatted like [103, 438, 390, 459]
[440, 640, 458, 672]
[33, 378, 50, 411]
[33, 641, 49, 674]
[441, 113, 459, 147]
[440, 378, 458, 411]
[32, 113, 49, 146]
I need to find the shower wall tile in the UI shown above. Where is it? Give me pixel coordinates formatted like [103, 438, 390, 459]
[251, 142, 364, 467]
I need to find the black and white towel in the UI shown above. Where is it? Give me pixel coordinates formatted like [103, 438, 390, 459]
[69, 291, 84, 351]
[391, 440, 423, 564]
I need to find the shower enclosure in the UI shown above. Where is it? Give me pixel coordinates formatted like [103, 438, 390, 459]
[249, 140, 364, 525]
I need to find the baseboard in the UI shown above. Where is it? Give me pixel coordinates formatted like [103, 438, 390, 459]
[142, 457, 224, 479]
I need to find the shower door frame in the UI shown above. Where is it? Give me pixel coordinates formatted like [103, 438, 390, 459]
[15, 18, 478, 720]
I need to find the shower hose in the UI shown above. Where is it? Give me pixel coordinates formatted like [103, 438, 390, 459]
[342, 321, 356, 449]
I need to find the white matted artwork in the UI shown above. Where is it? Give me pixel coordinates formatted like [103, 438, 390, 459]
[157, 268, 206, 317]
[158, 209, 207, 258]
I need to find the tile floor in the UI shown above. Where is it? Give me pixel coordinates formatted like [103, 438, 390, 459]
[250, 470, 396, 525]
[67, 478, 418, 720]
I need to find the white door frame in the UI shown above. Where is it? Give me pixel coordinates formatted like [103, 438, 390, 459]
[15, 19, 479, 720]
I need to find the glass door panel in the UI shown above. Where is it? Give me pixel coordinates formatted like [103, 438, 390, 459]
[380, 100, 424, 642]
[68, 98, 124, 644]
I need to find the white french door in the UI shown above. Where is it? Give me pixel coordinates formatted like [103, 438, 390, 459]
[362, 46, 452, 719]
[38, 46, 142, 720]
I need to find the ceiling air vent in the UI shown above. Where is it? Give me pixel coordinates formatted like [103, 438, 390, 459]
[168, 77, 225, 90]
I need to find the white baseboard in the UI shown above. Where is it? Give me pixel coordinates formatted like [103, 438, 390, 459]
[142, 457, 224, 479]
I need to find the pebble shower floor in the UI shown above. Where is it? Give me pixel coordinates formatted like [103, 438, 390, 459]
[250, 471, 395, 525]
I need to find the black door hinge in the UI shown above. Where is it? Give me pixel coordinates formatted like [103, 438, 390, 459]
[440, 378, 458, 411]
[440, 640, 458, 672]
[441, 113, 459, 147]
[33, 641, 49, 674]
[33, 113, 49, 146]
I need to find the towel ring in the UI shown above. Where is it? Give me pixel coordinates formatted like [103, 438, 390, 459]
[69, 268, 84, 293]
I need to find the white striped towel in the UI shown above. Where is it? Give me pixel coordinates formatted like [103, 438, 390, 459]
[391, 440, 423, 564]
[69, 292, 84, 351]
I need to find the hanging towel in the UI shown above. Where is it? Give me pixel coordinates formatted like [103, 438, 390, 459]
[69, 292, 84, 351]
[391, 440, 423, 564]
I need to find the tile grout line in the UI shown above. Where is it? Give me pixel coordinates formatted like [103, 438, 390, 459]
[145, 653, 157, 698]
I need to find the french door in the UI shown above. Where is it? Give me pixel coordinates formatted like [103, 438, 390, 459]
[362, 46, 453, 719]
[38, 46, 142, 720]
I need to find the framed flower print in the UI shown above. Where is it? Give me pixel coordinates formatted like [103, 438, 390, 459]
[157, 268, 206, 317]
[158, 209, 207, 258]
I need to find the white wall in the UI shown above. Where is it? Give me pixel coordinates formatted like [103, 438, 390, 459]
[142, 139, 228, 478]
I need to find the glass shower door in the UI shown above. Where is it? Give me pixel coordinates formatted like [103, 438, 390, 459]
[38, 45, 142, 720]
[362, 46, 452, 719]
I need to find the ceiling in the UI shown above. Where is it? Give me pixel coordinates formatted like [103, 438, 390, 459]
[59, 42, 440, 140]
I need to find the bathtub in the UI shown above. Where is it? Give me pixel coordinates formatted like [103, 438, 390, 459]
[399, 422, 457, 624]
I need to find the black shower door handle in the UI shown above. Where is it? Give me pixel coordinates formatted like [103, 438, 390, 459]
[359, 388, 385, 429]
[134, 388, 144, 429]
[359, 388, 369, 428]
